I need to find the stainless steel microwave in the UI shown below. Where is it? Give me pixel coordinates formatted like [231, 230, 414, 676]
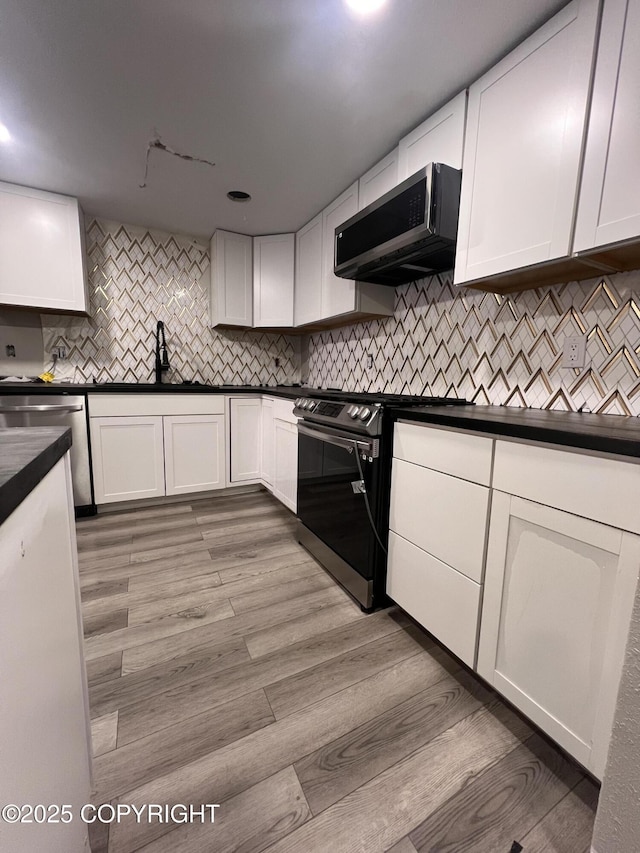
[334, 163, 461, 286]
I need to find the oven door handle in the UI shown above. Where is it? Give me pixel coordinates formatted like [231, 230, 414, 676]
[297, 422, 372, 455]
[0, 403, 83, 414]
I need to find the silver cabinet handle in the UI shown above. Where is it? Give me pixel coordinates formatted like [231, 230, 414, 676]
[0, 404, 83, 413]
[297, 422, 371, 455]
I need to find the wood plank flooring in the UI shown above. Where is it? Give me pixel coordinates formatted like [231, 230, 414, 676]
[77, 488, 599, 853]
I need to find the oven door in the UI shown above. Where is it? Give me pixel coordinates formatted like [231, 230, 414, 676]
[297, 421, 380, 595]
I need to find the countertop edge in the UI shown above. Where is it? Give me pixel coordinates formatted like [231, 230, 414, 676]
[0, 428, 72, 525]
[389, 406, 640, 460]
[0, 384, 304, 400]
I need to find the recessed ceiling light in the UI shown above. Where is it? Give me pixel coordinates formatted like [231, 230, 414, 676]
[227, 190, 251, 202]
[0, 122, 12, 143]
[345, 0, 387, 14]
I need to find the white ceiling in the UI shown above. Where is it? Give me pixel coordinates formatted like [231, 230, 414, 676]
[0, 0, 569, 240]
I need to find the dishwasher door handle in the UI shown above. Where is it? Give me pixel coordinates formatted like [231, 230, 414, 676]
[0, 403, 83, 414]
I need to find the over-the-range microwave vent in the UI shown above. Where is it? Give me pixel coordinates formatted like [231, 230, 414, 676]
[334, 163, 461, 286]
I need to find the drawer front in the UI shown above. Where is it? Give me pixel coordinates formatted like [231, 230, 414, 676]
[387, 532, 481, 667]
[394, 421, 493, 485]
[493, 439, 640, 534]
[88, 393, 225, 417]
[272, 397, 297, 424]
[390, 458, 489, 582]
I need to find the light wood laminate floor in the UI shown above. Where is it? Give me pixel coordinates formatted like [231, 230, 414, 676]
[77, 488, 599, 853]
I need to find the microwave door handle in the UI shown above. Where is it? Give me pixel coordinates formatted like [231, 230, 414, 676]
[0, 403, 83, 413]
[297, 423, 370, 455]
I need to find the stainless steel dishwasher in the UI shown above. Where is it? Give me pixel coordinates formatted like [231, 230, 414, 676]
[0, 394, 94, 513]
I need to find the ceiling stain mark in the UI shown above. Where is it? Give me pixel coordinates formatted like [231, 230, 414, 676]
[139, 135, 216, 188]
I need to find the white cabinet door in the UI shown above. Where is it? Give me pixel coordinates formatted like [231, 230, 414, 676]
[261, 396, 275, 487]
[454, 0, 600, 285]
[0, 457, 91, 853]
[164, 414, 225, 495]
[294, 213, 323, 326]
[358, 149, 399, 210]
[253, 233, 295, 327]
[478, 492, 640, 778]
[273, 418, 297, 512]
[229, 397, 262, 483]
[90, 416, 165, 503]
[0, 181, 88, 313]
[210, 230, 253, 327]
[574, 0, 640, 252]
[321, 182, 359, 319]
[397, 91, 467, 180]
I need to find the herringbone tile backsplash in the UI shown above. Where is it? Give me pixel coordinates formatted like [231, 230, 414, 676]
[41, 216, 640, 414]
[307, 270, 640, 415]
[42, 219, 299, 385]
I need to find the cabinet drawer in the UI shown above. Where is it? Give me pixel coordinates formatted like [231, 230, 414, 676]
[88, 393, 225, 417]
[493, 440, 640, 534]
[394, 421, 493, 485]
[390, 458, 489, 582]
[272, 398, 297, 424]
[387, 532, 480, 667]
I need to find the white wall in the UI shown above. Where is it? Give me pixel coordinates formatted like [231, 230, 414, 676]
[0, 309, 44, 378]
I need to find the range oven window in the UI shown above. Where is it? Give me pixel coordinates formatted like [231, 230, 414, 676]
[297, 427, 380, 581]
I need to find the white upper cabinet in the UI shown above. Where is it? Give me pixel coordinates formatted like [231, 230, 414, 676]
[397, 91, 467, 181]
[210, 229, 253, 327]
[574, 0, 640, 254]
[0, 181, 89, 313]
[294, 213, 323, 326]
[454, 0, 601, 286]
[358, 148, 399, 210]
[322, 181, 360, 319]
[253, 233, 295, 327]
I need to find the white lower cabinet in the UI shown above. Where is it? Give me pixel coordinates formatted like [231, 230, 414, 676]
[89, 394, 226, 504]
[229, 397, 262, 483]
[478, 491, 640, 779]
[387, 422, 492, 667]
[164, 415, 225, 495]
[273, 418, 297, 513]
[261, 396, 275, 486]
[90, 416, 166, 503]
[387, 532, 481, 667]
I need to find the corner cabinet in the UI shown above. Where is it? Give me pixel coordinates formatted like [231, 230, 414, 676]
[478, 439, 640, 779]
[453, 0, 601, 288]
[294, 213, 323, 325]
[0, 181, 89, 313]
[210, 230, 253, 327]
[253, 233, 295, 327]
[397, 91, 467, 180]
[88, 394, 226, 504]
[574, 0, 640, 259]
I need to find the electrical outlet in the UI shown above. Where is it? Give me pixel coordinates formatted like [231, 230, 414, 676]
[366, 353, 374, 370]
[561, 335, 587, 369]
[53, 346, 67, 360]
[274, 357, 280, 368]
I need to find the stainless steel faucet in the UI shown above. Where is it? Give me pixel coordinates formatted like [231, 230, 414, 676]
[155, 321, 170, 383]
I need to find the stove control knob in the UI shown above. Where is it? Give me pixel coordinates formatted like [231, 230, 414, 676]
[295, 398, 302, 407]
[359, 407, 372, 421]
[348, 405, 360, 418]
[307, 400, 316, 410]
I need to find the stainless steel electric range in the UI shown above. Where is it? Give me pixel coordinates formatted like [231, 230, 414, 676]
[294, 391, 469, 611]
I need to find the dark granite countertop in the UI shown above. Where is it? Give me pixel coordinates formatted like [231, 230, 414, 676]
[0, 382, 309, 400]
[0, 427, 72, 525]
[390, 404, 640, 459]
